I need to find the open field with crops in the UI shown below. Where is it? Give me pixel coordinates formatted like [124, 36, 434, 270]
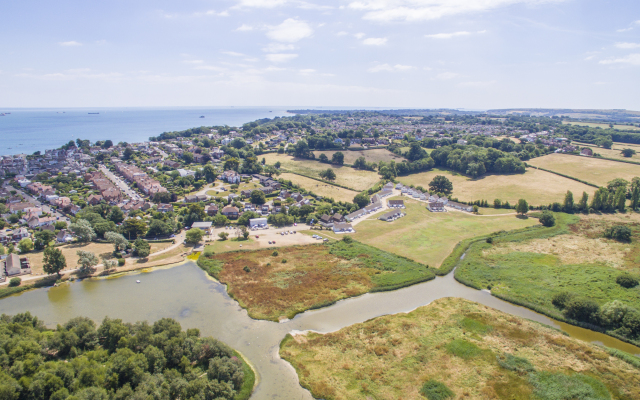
[528, 154, 640, 186]
[398, 168, 596, 205]
[563, 120, 640, 131]
[312, 149, 404, 164]
[197, 241, 433, 321]
[262, 153, 381, 191]
[281, 297, 640, 400]
[455, 212, 640, 345]
[279, 172, 359, 203]
[352, 198, 538, 268]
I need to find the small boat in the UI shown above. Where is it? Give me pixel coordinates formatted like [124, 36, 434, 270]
[199, 116, 205, 118]
[88, 112, 99, 115]
[136, 280, 141, 284]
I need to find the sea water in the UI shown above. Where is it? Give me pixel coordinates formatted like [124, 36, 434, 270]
[0, 107, 292, 155]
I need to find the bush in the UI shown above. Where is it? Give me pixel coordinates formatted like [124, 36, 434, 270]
[342, 236, 353, 244]
[538, 210, 555, 227]
[445, 339, 481, 359]
[281, 259, 287, 264]
[9, 277, 21, 287]
[486, 237, 493, 244]
[616, 273, 639, 288]
[243, 266, 251, 273]
[564, 297, 600, 323]
[551, 291, 575, 309]
[420, 380, 454, 400]
[529, 372, 610, 400]
[497, 353, 535, 374]
[272, 250, 279, 257]
[604, 225, 632, 242]
[117, 258, 125, 266]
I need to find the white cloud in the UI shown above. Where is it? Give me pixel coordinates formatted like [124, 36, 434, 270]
[436, 72, 459, 80]
[363, 37, 387, 45]
[368, 64, 414, 72]
[348, 0, 565, 22]
[184, 60, 205, 64]
[267, 18, 313, 42]
[458, 80, 496, 87]
[262, 43, 296, 52]
[265, 53, 299, 63]
[236, 0, 288, 7]
[196, 10, 230, 17]
[425, 30, 486, 39]
[336, 31, 349, 36]
[237, 24, 254, 31]
[222, 51, 245, 57]
[599, 53, 640, 66]
[615, 42, 640, 49]
[59, 41, 82, 47]
[354, 32, 366, 39]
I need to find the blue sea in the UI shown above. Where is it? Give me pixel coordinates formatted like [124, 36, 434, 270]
[0, 107, 293, 156]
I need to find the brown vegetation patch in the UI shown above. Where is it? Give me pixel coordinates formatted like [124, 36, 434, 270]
[212, 245, 377, 320]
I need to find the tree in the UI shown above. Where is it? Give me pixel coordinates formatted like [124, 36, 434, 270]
[218, 232, 229, 241]
[102, 140, 113, 149]
[55, 221, 67, 230]
[103, 259, 118, 271]
[331, 152, 344, 165]
[105, 232, 129, 252]
[318, 153, 329, 163]
[621, 148, 636, 158]
[515, 199, 529, 215]
[148, 219, 173, 237]
[34, 231, 55, 250]
[70, 219, 97, 243]
[577, 191, 589, 212]
[250, 190, 267, 205]
[203, 164, 217, 183]
[121, 218, 147, 240]
[182, 152, 194, 164]
[615, 186, 627, 212]
[238, 211, 260, 226]
[109, 207, 125, 224]
[539, 210, 555, 227]
[319, 168, 336, 181]
[353, 192, 370, 208]
[604, 225, 632, 242]
[493, 199, 502, 209]
[18, 238, 33, 253]
[76, 250, 99, 274]
[632, 185, 640, 210]
[183, 204, 206, 228]
[223, 157, 240, 171]
[43, 247, 66, 278]
[123, 147, 134, 160]
[407, 142, 427, 161]
[473, 205, 479, 213]
[563, 190, 574, 213]
[133, 239, 151, 258]
[152, 191, 172, 204]
[262, 165, 280, 178]
[213, 214, 229, 227]
[429, 175, 453, 195]
[186, 228, 205, 244]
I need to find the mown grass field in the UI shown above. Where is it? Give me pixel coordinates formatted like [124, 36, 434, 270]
[206, 181, 262, 197]
[312, 149, 404, 164]
[563, 120, 640, 131]
[455, 212, 640, 345]
[398, 167, 596, 205]
[262, 153, 380, 191]
[528, 153, 640, 186]
[352, 199, 538, 268]
[280, 297, 640, 400]
[279, 172, 359, 203]
[573, 142, 640, 162]
[197, 241, 433, 321]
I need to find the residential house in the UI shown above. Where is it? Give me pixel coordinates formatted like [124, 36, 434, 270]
[57, 229, 74, 243]
[205, 205, 218, 216]
[157, 204, 174, 213]
[333, 222, 355, 234]
[364, 202, 382, 213]
[331, 213, 344, 223]
[87, 194, 103, 205]
[221, 170, 241, 184]
[581, 148, 593, 156]
[448, 201, 473, 212]
[345, 209, 366, 222]
[9, 202, 32, 214]
[221, 205, 239, 219]
[388, 200, 405, 208]
[379, 210, 404, 222]
[427, 201, 445, 212]
[3, 253, 31, 277]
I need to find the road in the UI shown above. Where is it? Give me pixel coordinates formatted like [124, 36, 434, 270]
[99, 165, 140, 201]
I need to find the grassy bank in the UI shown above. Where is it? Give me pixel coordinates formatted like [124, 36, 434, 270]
[455, 212, 640, 346]
[233, 350, 256, 400]
[197, 240, 434, 321]
[280, 297, 640, 400]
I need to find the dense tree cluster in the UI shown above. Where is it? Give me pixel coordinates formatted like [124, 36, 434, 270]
[430, 145, 526, 178]
[0, 313, 247, 400]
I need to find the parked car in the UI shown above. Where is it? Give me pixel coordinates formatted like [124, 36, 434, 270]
[255, 235, 259, 239]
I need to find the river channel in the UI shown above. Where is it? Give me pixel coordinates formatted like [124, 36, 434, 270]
[0, 261, 638, 399]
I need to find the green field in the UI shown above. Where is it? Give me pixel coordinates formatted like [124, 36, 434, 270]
[575, 142, 640, 162]
[398, 168, 596, 205]
[563, 120, 640, 131]
[455, 212, 640, 346]
[279, 172, 359, 203]
[262, 153, 381, 191]
[312, 149, 404, 164]
[281, 297, 640, 400]
[352, 198, 538, 268]
[528, 153, 640, 186]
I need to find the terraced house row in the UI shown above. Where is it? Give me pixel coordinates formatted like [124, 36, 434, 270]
[114, 162, 167, 197]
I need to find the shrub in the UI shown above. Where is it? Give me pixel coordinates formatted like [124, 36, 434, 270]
[551, 291, 575, 309]
[529, 372, 610, 400]
[243, 266, 251, 273]
[486, 237, 493, 244]
[420, 380, 454, 400]
[272, 250, 279, 257]
[281, 259, 287, 264]
[497, 353, 535, 374]
[538, 210, 555, 227]
[616, 273, 639, 288]
[117, 258, 125, 266]
[564, 297, 600, 323]
[599, 300, 631, 328]
[342, 236, 353, 244]
[9, 277, 21, 287]
[604, 225, 632, 242]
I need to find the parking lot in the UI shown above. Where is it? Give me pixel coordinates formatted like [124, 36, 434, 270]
[208, 224, 318, 249]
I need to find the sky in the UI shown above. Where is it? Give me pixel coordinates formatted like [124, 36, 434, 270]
[1, 0, 639, 109]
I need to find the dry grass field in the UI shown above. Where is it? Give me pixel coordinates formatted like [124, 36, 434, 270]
[528, 153, 640, 186]
[206, 181, 262, 197]
[281, 297, 640, 400]
[279, 172, 359, 203]
[573, 142, 640, 162]
[563, 120, 640, 131]
[398, 168, 596, 205]
[312, 149, 404, 164]
[352, 199, 538, 268]
[262, 153, 381, 191]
